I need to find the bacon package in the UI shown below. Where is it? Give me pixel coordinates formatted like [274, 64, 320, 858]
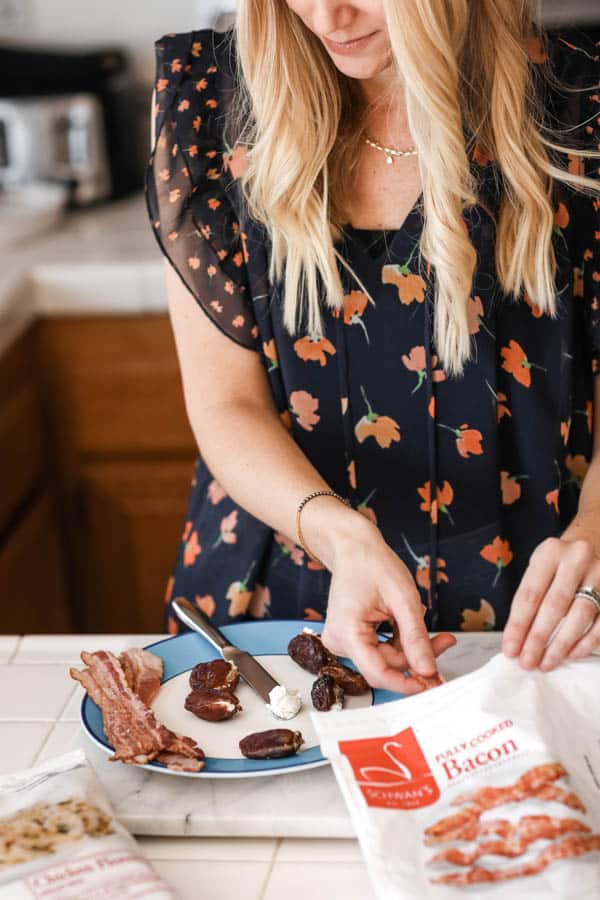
[312, 652, 600, 899]
[0, 750, 178, 898]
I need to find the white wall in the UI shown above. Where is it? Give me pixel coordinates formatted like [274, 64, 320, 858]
[3, 0, 237, 83]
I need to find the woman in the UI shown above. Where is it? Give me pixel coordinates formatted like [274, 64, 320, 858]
[145, 1, 600, 693]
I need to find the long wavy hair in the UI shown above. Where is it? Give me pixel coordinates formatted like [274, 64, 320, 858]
[223, 0, 600, 376]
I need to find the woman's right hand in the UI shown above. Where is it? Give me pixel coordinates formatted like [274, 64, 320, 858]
[319, 517, 456, 694]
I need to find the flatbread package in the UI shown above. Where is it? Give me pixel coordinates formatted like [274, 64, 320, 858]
[313, 652, 600, 899]
[0, 749, 178, 898]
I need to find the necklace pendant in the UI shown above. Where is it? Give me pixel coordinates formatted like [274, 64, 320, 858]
[386, 154, 393, 165]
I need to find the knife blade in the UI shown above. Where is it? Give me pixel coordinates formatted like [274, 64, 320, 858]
[172, 597, 279, 704]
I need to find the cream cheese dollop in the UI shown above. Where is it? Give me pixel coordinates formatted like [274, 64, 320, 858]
[266, 684, 303, 720]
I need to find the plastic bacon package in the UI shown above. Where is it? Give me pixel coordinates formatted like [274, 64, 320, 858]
[0, 749, 178, 899]
[312, 652, 600, 899]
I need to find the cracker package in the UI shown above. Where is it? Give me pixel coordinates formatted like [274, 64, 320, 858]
[313, 653, 600, 899]
[0, 749, 178, 898]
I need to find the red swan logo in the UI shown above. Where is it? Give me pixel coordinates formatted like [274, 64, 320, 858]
[339, 727, 440, 809]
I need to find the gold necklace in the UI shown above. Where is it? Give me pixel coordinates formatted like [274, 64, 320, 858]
[363, 135, 418, 165]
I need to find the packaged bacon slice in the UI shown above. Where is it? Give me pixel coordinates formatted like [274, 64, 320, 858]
[312, 652, 600, 899]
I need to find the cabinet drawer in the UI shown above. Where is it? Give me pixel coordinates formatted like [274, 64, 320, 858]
[38, 316, 196, 456]
[0, 490, 71, 633]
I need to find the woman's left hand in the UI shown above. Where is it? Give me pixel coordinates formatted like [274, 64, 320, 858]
[502, 531, 600, 670]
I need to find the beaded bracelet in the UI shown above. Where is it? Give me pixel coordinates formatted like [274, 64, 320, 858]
[296, 490, 351, 568]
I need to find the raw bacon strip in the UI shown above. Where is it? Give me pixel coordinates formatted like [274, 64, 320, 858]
[119, 648, 163, 706]
[70, 650, 204, 770]
[429, 817, 591, 865]
[430, 833, 600, 884]
[451, 763, 567, 808]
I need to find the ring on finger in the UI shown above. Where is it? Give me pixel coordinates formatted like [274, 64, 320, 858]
[574, 583, 600, 615]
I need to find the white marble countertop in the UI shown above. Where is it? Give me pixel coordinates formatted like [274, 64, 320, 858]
[0, 192, 166, 357]
[0, 632, 504, 899]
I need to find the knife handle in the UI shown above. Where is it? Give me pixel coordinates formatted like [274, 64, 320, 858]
[171, 597, 231, 653]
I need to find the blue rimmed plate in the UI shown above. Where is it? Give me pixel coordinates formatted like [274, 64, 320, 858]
[80, 620, 402, 778]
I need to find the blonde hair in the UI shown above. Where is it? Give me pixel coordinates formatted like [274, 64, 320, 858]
[225, 0, 600, 376]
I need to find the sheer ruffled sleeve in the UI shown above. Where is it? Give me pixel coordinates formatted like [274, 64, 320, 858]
[562, 29, 600, 375]
[144, 28, 260, 351]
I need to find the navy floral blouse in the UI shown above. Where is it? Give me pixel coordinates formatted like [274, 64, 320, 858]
[145, 25, 600, 635]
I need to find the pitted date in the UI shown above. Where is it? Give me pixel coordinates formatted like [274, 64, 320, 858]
[288, 631, 335, 675]
[189, 659, 240, 692]
[239, 728, 304, 759]
[311, 674, 344, 711]
[319, 663, 370, 696]
[184, 687, 242, 722]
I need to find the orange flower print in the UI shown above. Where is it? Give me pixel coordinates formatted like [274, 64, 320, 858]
[274, 532, 305, 566]
[207, 479, 226, 505]
[526, 35, 547, 64]
[500, 470, 528, 505]
[293, 335, 337, 366]
[348, 459, 357, 490]
[401, 533, 448, 607]
[381, 250, 426, 305]
[195, 594, 216, 618]
[226, 562, 256, 617]
[461, 599, 495, 631]
[500, 339, 546, 388]
[304, 608, 324, 621]
[357, 488, 377, 525]
[307, 558, 326, 571]
[248, 583, 271, 618]
[355, 385, 400, 448]
[560, 418, 572, 445]
[341, 396, 349, 415]
[565, 453, 590, 488]
[467, 296, 494, 338]
[523, 290, 544, 318]
[480, 536, 513, 587]
[428, 396, 435, 418]
[212, 509, 238, 548]
[182, 521, 201, 567]
[573, 266, 584, 298]
[402, 345, 446, 393]
[437, 422, 483, 458]
[332, 291, 371, 344]
[263, 339, 278, 372]
[289, 390, 320, 431]
[417, 481, 455, 525]
[223, 140, 249, 180]
[545, 488, 559, 514]
[553, 200, 570, 231]
[381, 264, 425, 306]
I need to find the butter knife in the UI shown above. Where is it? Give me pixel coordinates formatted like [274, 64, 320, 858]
[172, 597, 279, 704]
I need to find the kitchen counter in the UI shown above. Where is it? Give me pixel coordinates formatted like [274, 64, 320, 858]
[0, 631, 503, 899]
[0, 192, 165, 357]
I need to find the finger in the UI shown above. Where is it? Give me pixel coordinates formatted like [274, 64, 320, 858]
[346, 630, 429, 694]
[568, 613, 600, 659]
[380, 631, 456, 671]
[519, 542, 593, 668]
[502, 540, 558, 657]
[387, 590, 437, 677]
[539, 594, 599, 670]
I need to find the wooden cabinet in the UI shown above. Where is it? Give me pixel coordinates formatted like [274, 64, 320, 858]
[0, 331, 71, 633]
[36, 315, 197, 633]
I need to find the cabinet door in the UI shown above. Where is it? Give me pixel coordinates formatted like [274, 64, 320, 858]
[73, 460, 194, 633]
[0, 490, 71, 633]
